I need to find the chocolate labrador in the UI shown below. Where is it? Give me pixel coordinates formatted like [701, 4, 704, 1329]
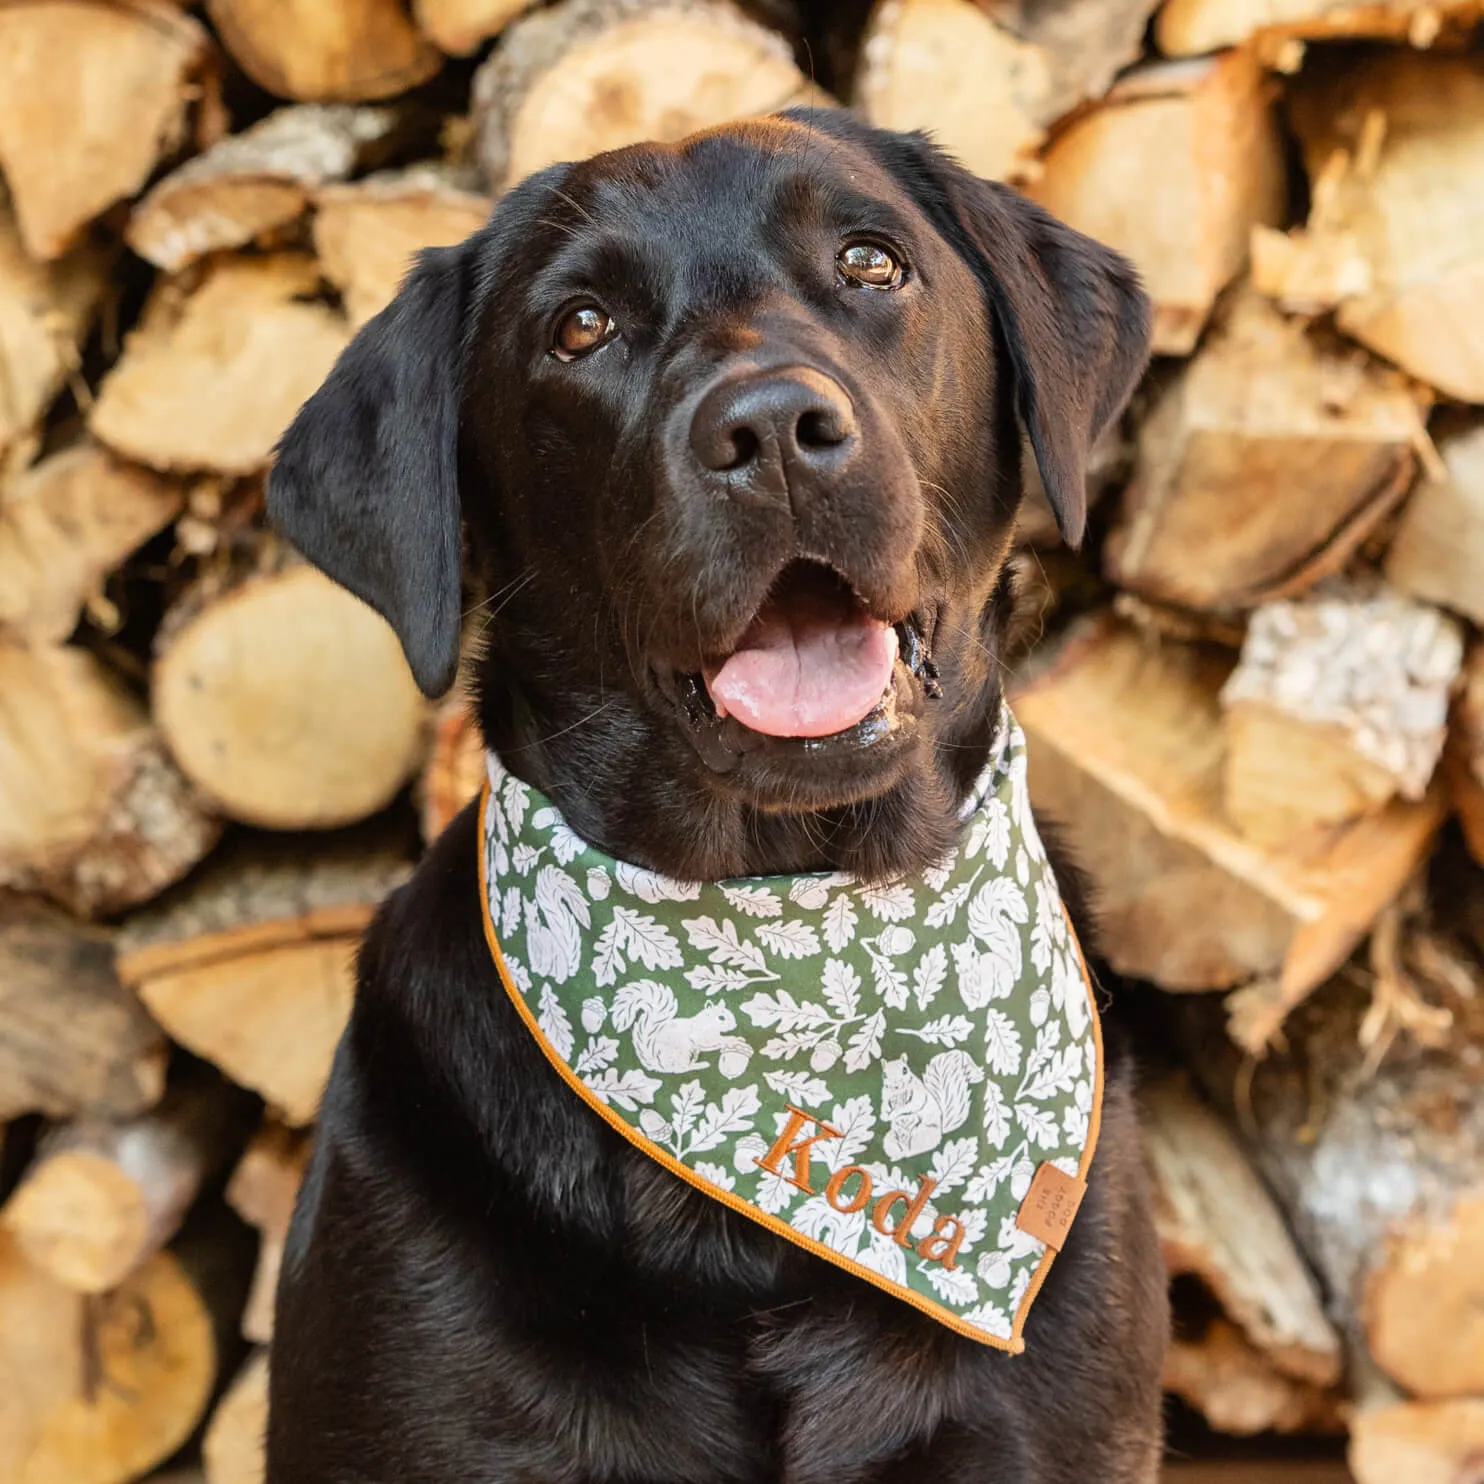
[265, 108, 1168, 1484]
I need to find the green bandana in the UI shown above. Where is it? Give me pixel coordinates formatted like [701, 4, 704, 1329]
[478, 708, 1102, 1353]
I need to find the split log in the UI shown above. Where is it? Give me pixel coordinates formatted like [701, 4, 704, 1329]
[1157, 0, 1483, 60]
[0, 1227, 217, 1484]
[471, 0, 814, 190]
[127, 104, 416, 272]
[0, 443, 183, 644]
[0, 198, 108, 475]
[1349, 1389, 1484, 1484]
[1450, 646, 1484, 867]
[0, 0, 217, 260]
[1143, 1076, 1342, 1386]
[227, 1122, 310, 1343]
[90, 254, 349, 477]
[204, 0, 441, 102]
[421, 688, 487, 842]
[2, 1068, 254, 1294]
[1163, 1319, 1344, 1437]
[1179, 968, 1484, 1403]
[117, 825, 413, 1124]
[313, 167, 492, 330]
[856, 0, 1048, 182]
[1009, 616, 1446, 1000]
[153, 554, 428, 829]
[856, 0, 1160, 184]
[1387, 418, 1484, 628]
[204, 1349, 269, 1484]
[974, 0, 1165, 120]
[1027, 53, 1285, 355]
[0, 642, 221, 917]
[0, 896, 166, 1122]
[1220, 587, 1462, 849]
[1104, 290, 1427, 611]
[1284, 52, 1484, 403]
[415, 0, 536, 53]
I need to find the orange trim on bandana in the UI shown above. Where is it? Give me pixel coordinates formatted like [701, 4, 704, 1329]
[476, 781, 1106, 1354]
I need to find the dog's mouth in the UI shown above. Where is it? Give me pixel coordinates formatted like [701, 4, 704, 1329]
[660, 559, 940, 778]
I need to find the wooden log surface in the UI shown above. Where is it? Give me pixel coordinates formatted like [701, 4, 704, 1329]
[0, 642, 221, 917]
[0, 896, 166, 1122]
[117, 824, 413, 1124]
[1220, 587, 1462, 849]
[858, 0, 1161, 184]
[1010, 616, 1445, 1013]
[1104, 290, 1427, 612]
[1028, 52, 1285, 355]
[415, 0, 536, 53]
[203, 1348, 268, 1484]
[313, 167, 492, 330]
[152, 553, 428, 830]
[0, 1227, 218, 1484]
[1286, 51, 1484, 403]
[1143, 1076, 1342, 1386]
[1387, 418, 1484, 629]
[1180, 947, 1484, 1402]
[2, 1067, 254, 1294]
[0, 199, 107, 475]
[1451, 645, 1484, 868]
[471, 0, 814, 190]
[127, 103, 417, 272]
[0, 0, 218, 260]
[205, 0, 440, 101]
[1163, 1319, 1344, 1437]
[90, 253, 349, 477]
[227, 1121, 310, 1343]
[1156, 0, 1484, 56]
[0, 443, 183, 645]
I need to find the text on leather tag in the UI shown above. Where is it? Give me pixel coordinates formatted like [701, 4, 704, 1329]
[1015, 1162, 1087, 1250]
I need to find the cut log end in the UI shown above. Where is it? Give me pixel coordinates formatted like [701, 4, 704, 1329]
[1220, 588, 1462, 849]
[153, 560, 427, 830]
[0, 1229, 217, 1484]
[1364, 1191, 1484, 1400]
[1011, 616, 1445, 1006]
[127, 103, 411, 271]
[91, 253, 349, 477]
[204, 1349, 269, 1484]
[0, 0, 215, 260]
[1029, 52, 1285, 357]
[0, 644, 220, 918]
[1106, 289, 1426, 614]
[472, 0, 813, 189]
[118, 826, 412, 1125]
[205, 0, 441, 101]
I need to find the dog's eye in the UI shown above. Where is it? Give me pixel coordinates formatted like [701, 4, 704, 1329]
[553, 304, 617, 360]
[837, 241, 904, 289]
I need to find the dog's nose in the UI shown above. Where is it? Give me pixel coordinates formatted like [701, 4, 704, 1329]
[690, 368, 857, 478]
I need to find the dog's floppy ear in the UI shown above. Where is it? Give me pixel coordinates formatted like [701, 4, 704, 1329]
[919, 151, 1151, 547]
[268, 242, 474, 698]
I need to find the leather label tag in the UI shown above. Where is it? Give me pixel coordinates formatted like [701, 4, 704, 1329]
[1016, 1163, 1087, 1251]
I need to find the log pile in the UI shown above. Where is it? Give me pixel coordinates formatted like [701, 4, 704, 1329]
[0, 2, 1481, 1479]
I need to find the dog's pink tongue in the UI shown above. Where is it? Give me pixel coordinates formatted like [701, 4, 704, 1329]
[705, 602, 898, 738]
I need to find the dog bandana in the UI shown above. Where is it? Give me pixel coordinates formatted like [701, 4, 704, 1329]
[477, 708, 1102, 1353]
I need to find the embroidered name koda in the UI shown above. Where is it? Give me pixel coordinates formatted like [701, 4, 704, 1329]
[477, 710, 1103, 1353]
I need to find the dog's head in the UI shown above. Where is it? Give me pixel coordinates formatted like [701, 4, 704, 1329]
[270, 111, 1148, 880]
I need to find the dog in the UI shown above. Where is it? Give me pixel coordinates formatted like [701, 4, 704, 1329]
[265, 108, 1169, 1484]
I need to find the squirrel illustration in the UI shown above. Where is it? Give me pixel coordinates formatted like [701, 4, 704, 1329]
[880, 1050, 985, 1160]
[611, 980, 751, 1077]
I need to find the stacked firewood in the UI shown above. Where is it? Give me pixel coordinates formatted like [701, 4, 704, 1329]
[1, 0, 1482, 1479]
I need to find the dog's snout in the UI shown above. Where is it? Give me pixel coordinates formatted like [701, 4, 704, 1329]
[689, 369, 857, 478]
